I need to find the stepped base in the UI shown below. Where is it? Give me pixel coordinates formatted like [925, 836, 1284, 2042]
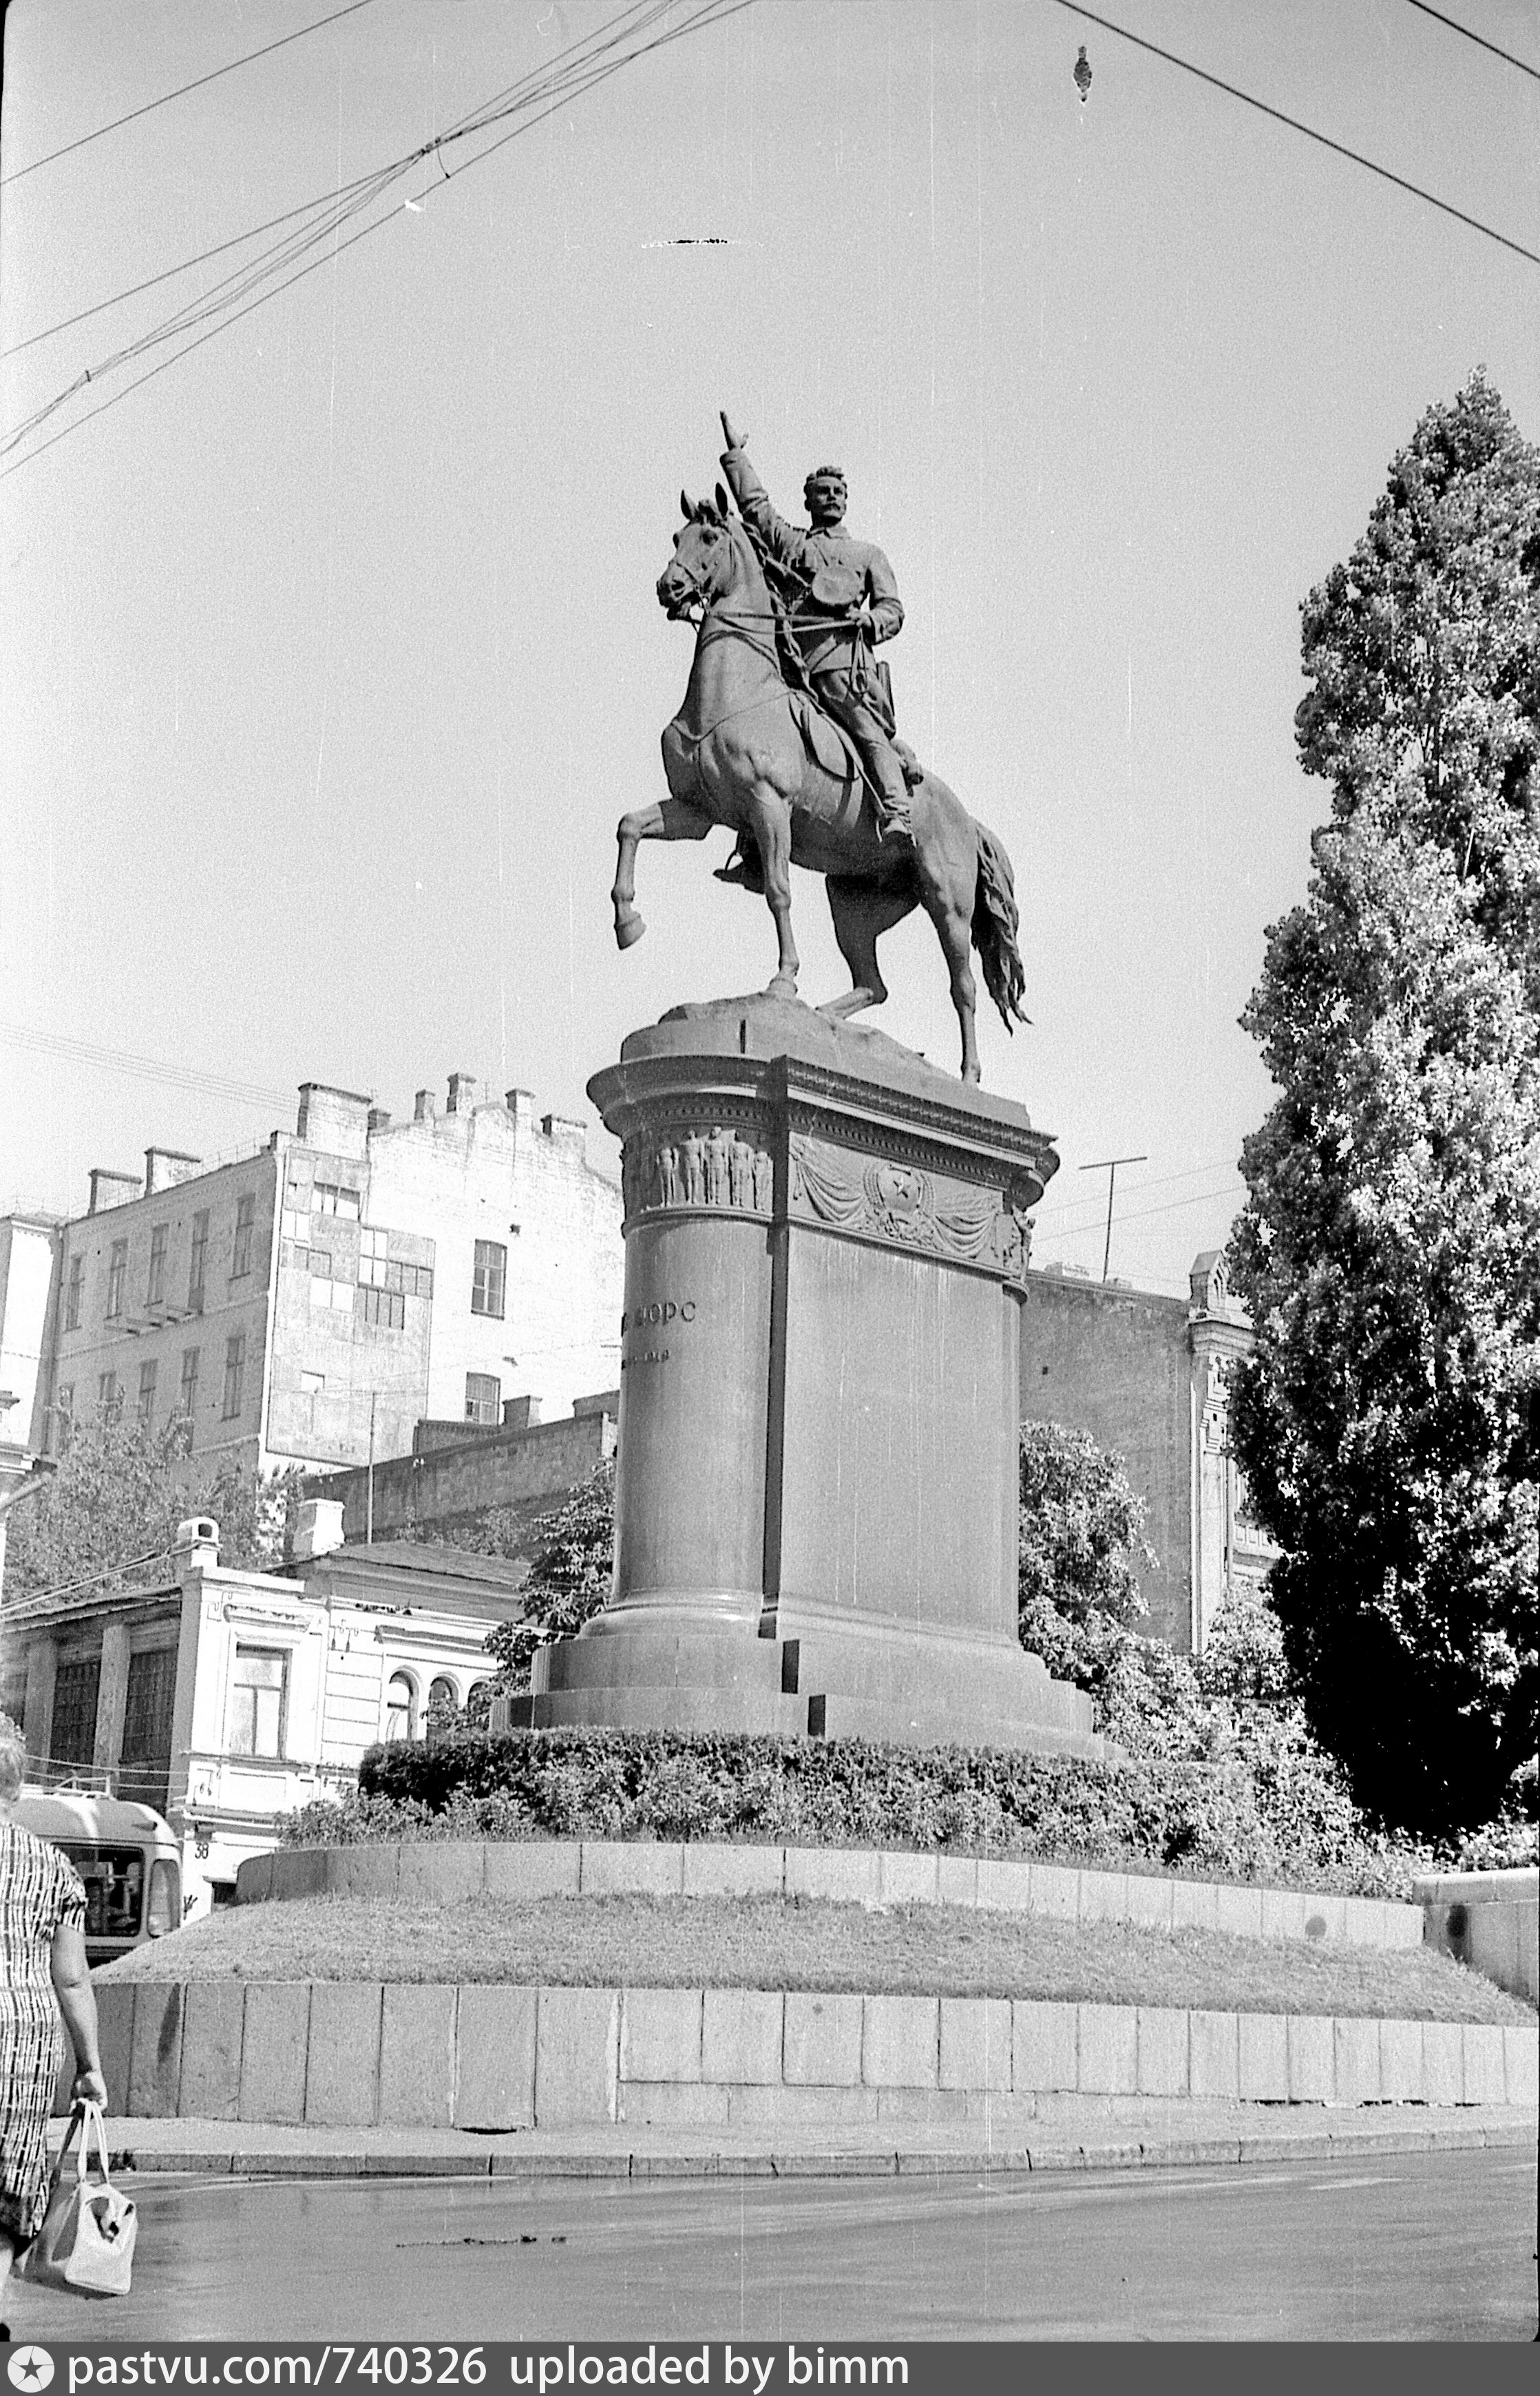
[529, 1613, 1110, 1760]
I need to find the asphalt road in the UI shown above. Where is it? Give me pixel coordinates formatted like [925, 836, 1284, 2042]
[6, 2149, 1535, 2344]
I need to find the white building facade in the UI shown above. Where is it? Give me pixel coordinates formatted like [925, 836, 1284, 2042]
[1, 1503, 519, 1917]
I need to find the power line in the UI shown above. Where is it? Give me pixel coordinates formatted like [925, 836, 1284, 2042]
[1053, 0, 1540, 270]
[1, 1, 381, 187]
[1033, 1151, 1243, 1225]
[0, 1544, 177, 1618]
[2, 171, 397, 361]
[1404, 0, 1540, 82]
[0, 0, 754, 474]
[1, 1025, 293, 1113]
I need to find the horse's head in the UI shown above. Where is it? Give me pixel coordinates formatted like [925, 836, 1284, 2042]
[657, 486, 752, 619]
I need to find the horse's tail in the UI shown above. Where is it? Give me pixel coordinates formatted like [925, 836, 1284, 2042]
[971, 821, 1032, 1032]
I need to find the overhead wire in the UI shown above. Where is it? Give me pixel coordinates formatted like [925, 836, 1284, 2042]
[0, 1025, 294, 1112]
[1, 1, 382, 187]
[1402, 0, 1540, 82]
[1052, 0, 1540, 269]
[1, 0, 754, 475]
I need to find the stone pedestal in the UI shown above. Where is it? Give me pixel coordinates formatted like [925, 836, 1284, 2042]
[530, 996, 1108, 1758]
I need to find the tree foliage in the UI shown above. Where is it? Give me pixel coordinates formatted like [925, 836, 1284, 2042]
[3, 1418, 304, 1604]
[1228, 373, 1540, 1838]
[481, 1462, 616, 1690]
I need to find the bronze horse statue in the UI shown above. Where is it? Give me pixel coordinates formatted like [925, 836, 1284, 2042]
[611, 488, 1030, 1083]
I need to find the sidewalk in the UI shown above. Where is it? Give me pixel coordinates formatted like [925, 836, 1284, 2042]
[54, 2101, 1539, 2184]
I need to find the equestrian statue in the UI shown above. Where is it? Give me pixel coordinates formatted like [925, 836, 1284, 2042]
[610, 410, 1031, 1084]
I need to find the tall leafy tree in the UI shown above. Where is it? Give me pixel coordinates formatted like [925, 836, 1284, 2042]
[1229, 372, 1540, 1837]
[3, 1418, 304, 1606]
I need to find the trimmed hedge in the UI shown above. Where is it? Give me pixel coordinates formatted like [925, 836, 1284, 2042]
[332, 1726, 1428, 1896]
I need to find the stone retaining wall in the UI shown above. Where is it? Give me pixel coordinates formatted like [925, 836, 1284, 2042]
[85, 1977, 1539, 2130]
[238, 1840, 1426, 1951]
[1415, 1868, 1538, 2004]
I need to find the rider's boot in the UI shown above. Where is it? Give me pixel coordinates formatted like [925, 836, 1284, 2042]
[862, 741, 915, 842]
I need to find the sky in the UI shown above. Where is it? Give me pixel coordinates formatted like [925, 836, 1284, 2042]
[1, 0, 1537, 1295]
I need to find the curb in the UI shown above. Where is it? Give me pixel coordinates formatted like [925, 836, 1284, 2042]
[98, 2115, 1536, 2184]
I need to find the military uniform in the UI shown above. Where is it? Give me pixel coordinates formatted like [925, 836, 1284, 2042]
[719, 443, 913, 837]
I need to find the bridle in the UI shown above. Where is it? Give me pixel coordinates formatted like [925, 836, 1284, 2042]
[664, 520, 794, 749]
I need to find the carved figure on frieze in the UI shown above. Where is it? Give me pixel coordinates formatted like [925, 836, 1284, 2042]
[752, 1146, 774, 1214]
[681, 1129, 708, 1206]
[728, 1131, 755, 1210]
[706, 1124, 732, 1206]
[655, 1142, 682, 1208]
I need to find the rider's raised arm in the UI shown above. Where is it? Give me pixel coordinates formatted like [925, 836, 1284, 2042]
[719, 437, 812, 575]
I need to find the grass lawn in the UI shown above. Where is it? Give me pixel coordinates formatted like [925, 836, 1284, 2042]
[98, 1893, 1534, 2025]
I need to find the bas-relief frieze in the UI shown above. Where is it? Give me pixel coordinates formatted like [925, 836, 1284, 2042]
[788, 1130, 1034, 1281]
[622, 1120, 773, 1221]
[620, 1111, 1040, 1280]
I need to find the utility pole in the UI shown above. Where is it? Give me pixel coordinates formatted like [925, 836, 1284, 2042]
[1078, 1154, 1148, 1283]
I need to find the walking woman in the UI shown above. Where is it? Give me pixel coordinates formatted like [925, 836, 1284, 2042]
[0, 1714, 106, 2334]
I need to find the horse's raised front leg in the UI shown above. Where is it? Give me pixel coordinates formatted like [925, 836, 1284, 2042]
[612, 798, 713, 949]
[746, 791, 799, 1000]
[821, 874, 916, 1019]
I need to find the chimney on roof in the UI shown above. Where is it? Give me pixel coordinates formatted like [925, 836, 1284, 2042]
[291, 1497, 346, 1562]
[368, 1108, 392, 1133]
[295, 1083, 372, 1159]
[503, 1396, 542, 1433]
[144, 1147, 202, 1196]
[88, 1168, 142, 1215]
[173, 1515, 219, 1573]
[446, 1073, 479, 1115]
[414, 1089, 436, 1124]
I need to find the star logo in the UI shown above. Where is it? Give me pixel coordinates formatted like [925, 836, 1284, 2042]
[8, 2349, 54, 2391]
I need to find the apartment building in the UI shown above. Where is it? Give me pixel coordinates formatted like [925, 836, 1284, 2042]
[9, 1072, 623, 1480]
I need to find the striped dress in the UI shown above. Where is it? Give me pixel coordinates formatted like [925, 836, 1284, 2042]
[0, 1820, 86, 2244]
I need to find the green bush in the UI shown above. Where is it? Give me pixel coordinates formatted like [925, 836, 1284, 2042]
[321, 1725, 1438, 1894]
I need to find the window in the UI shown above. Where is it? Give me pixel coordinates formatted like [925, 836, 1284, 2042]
[356, 1287, 405, 1332]
[147, 1223, 168, 1306]
[105, 1239, 128, 1321]
[50, 1657, 102, 1768]
[427, 1677, 458, 1727]
[299, 1368, 325, 1396]
[137, 1359, 157, 1423]
[120, 1648, 177, 1815]
[465, 1372, 500, 1425]
[305, 1249, 333, 1280]
[383, 1672, 414, 1743]
[188, 1211, 209, 1311]
[54, 1385, 74, 1451]
[229, 1647, 287, 1759]
[407, 1263, 434, 1299]
[222, 1334, 245, 1420]
[179, 1347, 200, 1420]
[98, 1371, 120, 1424]
[472, 1238, 507, 1318]
[65, 1254, 84, 1332]
[313, 1181, 361, 1219]
[231, 1192, 256, 1279]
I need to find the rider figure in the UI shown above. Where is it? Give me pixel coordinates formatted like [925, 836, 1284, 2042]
[719, 411, 915, 841]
